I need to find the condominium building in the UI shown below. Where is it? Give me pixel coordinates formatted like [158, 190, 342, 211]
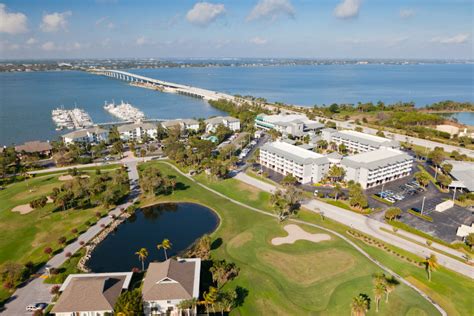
[260, 141, 330, 184]
[205, 116, 240, 133]
[117, 122, 157, 141]
[161, 119, 200, 131]
[63, 126, 109, 145]
[255, 114, 324, 136]
[321, 129, 399, 153]
[341, 148, 413, 189]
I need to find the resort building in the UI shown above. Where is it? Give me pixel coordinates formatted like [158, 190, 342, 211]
[117, 122, 157, 141]
[142, 258, 201, 316]
[205, 116, 240, 133]
[15, 141, 52, 156]
[62, 126, 109, 145]
[161, 119, 200, 131]
[255, 114, 324, 137]
[444, 160, 474, 192]
[340, 148, 413, 189]
[321, 129, 399, 153]
[50, 272, 133, 316]
[260, 141, 330, 184]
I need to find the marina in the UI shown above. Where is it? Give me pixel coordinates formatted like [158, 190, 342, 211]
[51, 107, 94, 130]
[103, 100, 146, 122]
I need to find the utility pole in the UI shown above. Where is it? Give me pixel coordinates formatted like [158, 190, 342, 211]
[421, 196, 426, 216]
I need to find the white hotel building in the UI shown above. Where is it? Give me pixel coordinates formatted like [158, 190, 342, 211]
[260, 141, 330, 184]
[321, 129, 399, 153]
[341, 148, 413, 189]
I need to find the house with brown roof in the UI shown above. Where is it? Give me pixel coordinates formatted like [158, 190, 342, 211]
[15, 141, 52, 157]
[50, 272, 133, 316]
[142, 258, 201, 315]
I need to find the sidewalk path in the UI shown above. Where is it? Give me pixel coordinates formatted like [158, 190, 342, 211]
[235, 171, 474, 279]
[1, 159, 140, 315]
[159, 161, 447, 316]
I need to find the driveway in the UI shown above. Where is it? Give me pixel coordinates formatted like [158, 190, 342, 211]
[234, 169, 474, 279]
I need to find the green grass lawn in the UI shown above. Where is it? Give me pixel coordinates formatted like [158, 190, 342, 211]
[138, 161, 445, 315]
[0, 170, 115, 271]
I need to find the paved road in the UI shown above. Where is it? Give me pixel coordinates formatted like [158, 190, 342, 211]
[235, 172, 474, 279]
[1, 157, 141, 315]
[160, 161, 447, 316]
[333, 120, 474, 158]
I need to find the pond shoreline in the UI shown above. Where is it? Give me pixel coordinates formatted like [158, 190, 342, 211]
[82, 202, 219, 272]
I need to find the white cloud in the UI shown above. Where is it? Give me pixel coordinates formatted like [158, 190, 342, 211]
[399, 9, 415, 19]
[186, 2, 225, 26]
[0, 3, 28, 34]
[249, 36, 268, 45]
[26, 37, 37, 45]
[41, 41, 57, 51]
[247, 0, 295, 21]
[334, 0, 361, 19]
[136, 36, 147, 46]
[40, 11, 72, 32]
[430, 33, 470, 44]
[96, 16, 115, 29]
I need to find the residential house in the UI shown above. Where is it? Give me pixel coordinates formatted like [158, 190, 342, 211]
[205, 116, 240, 133]
[62, 126, 109, 145]
[50, 272, 133, 316]
[117, 122, 157, 142]
[142, 258, 201, 316]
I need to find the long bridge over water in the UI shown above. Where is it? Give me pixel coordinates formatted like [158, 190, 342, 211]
[91, 69, 235, 102]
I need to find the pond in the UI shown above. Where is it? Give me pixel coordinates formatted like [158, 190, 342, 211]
[87, 203, 219, 272]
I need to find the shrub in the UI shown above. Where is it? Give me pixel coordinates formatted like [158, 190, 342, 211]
[95, 212, 102, 218]
[50, 284, 60, 295]
[71, 228, 78, 234]
[65, 252, 72, 258]
[44, 247, 53, 256]
[79, 241, 85, 246]
[58, 237, 67, 245]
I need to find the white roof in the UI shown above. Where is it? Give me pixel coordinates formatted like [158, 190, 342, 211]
[341, 148, 412, 169]
[338, 130, 392, 144]
[445, 160, 474, 192]
[261, 114, 308, 123]
[456, 224, 474, 238]
[270, 141, 324, 159]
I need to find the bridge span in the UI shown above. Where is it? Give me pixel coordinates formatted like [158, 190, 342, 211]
[90, 69, 235, 102]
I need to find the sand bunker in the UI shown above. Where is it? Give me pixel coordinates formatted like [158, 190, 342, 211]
[271, 224, 331, 246]
[58, 174, 90, 181]
[12, 204, 34, 214]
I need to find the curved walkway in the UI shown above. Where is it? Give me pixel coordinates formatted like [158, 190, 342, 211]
[160, 161, 447, 316]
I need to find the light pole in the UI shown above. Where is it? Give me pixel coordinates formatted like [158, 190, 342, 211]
[452, 186, 457, 201]
[421, 196, 426, 216]
[380, 182, 385, 195]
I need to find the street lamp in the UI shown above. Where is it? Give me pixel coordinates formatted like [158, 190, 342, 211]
[452, 186, 457, 202]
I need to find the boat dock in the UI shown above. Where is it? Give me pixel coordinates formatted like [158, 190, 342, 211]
[52, 107, 94, 130]
[103, 101, 145, 121]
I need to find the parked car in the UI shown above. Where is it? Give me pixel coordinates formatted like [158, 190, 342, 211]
[411, 207, 421, 213]
[385, 197, 396, 203]
[26, 303, 47, 312]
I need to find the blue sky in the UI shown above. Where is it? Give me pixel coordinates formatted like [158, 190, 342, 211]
[0, 0, 472, 59]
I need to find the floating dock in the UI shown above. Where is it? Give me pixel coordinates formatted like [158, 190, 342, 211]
[103, 101, 145, 122]
[52, 107, 93, 130]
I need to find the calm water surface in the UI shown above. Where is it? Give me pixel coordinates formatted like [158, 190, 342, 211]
[87, 203, 219, 272]
[1, 64, 473, 144]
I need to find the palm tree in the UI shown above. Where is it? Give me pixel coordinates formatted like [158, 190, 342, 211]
[203, 287, 218, 316]
[135, 247, 148, 271]
[424, 254, 439, 281]
[373, 283, 386, 312]
[157, 239, 172, 260]
[333, 183, 343, 200]
[384, 277, 398, 303]
[351, 294, 370, 316]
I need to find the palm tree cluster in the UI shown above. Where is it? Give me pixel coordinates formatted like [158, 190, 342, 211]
[210, 259, 240, 288]
[50, 169, 129, 211]
[371, 273, 399, 312]
[134, 239, 175, 271]
[186, 235, 212, 260]
[202, 286, 239, 316]
[327, 165, 346, 183]
[140, 166, 177, 196]
[348, 182, 368, 210]
[351, 294, 370, 316]
[271, 185, 304, 221]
